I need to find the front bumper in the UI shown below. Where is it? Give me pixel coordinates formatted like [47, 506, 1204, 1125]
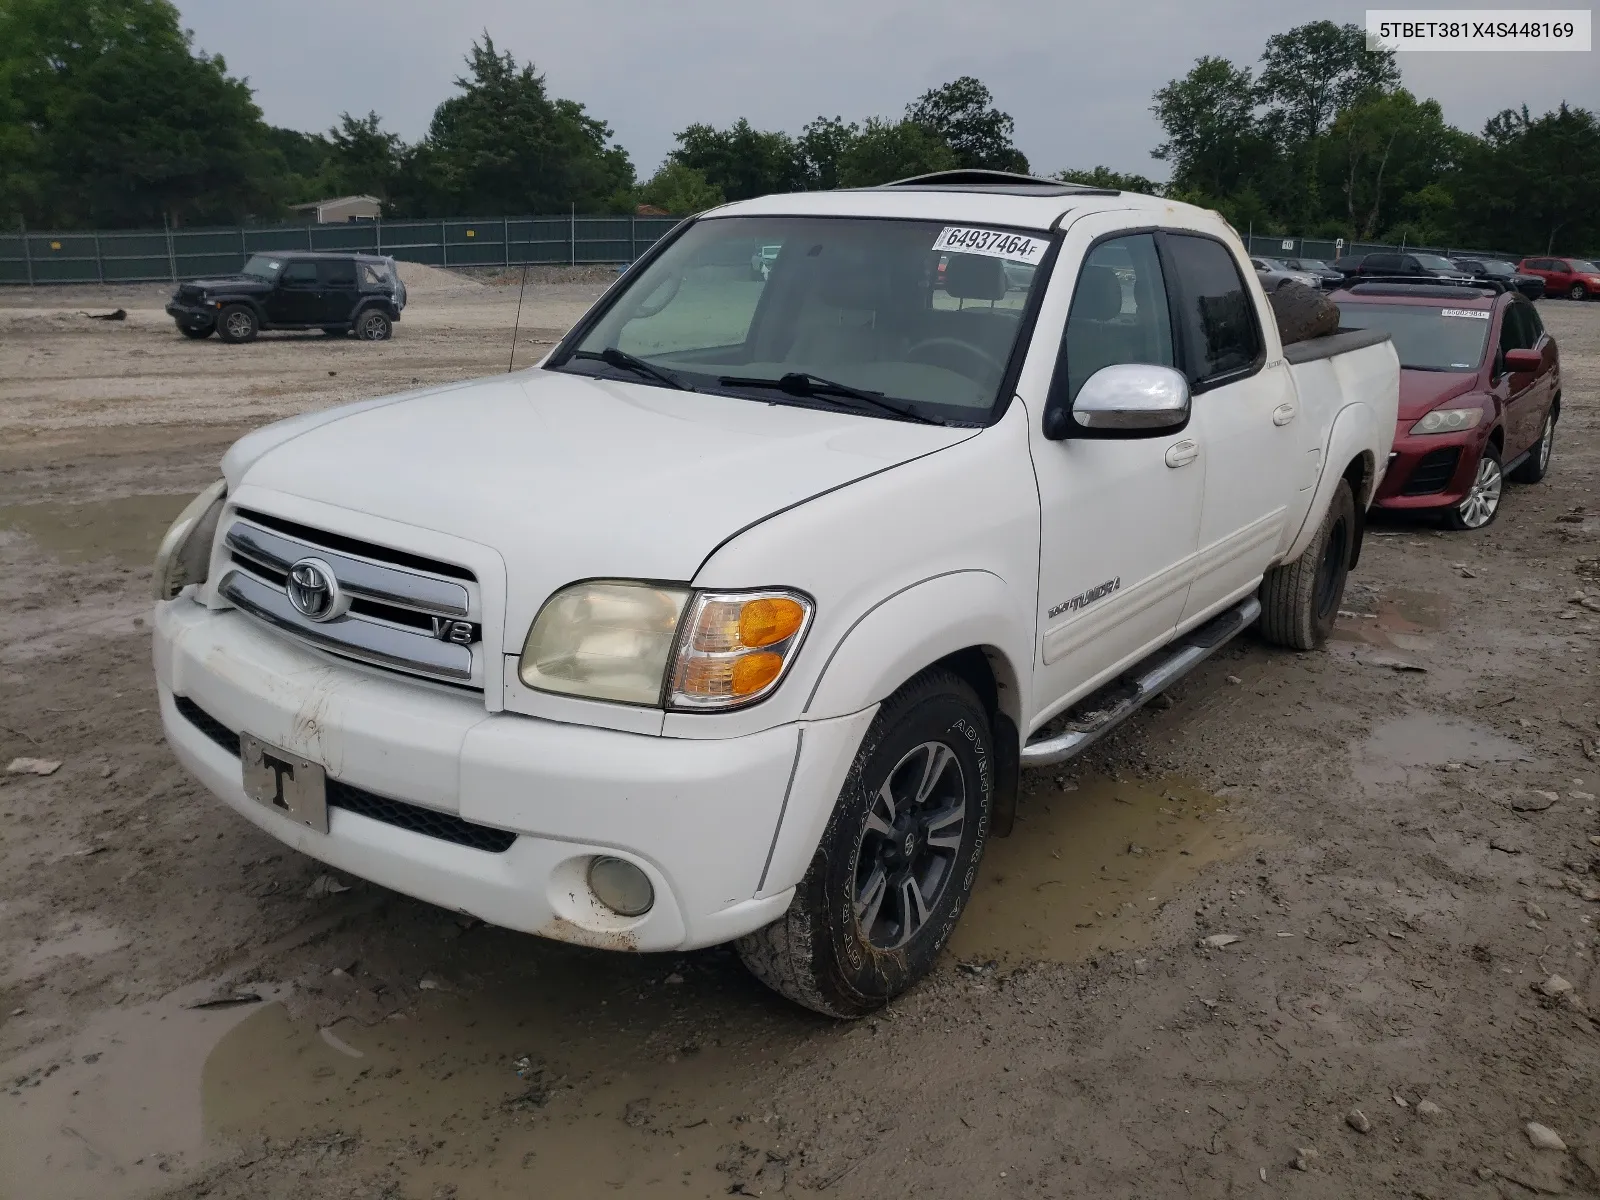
[166, 300, 216, 327]
[154, 598, 873, 951]
[1372, 422, 1486, 511]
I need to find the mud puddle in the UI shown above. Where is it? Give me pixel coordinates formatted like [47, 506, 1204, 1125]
[948, 774, 1252, 963]
[199, 945, 812, 1199]
[1334, 587, 1448, 653]
[0, 985, 286, 1200]
[0, 493, 193, 565]
[1354, 712, 1531, 793]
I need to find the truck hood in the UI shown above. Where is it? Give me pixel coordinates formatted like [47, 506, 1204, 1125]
[1398, 370, 1482, 421]
[233, 369, 977, 637]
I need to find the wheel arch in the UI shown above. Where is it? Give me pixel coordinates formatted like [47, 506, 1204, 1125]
[1282, 403, 1383, 564]
[1341, 451, 1374, 569]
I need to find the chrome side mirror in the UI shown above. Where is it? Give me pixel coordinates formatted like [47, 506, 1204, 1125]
[1069, 364, 1191, 435]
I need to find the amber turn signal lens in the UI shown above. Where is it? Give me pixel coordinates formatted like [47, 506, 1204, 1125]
[730, 652, 783, 695]
[738, 597, 805, 648]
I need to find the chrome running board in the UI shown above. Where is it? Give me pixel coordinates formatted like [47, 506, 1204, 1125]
[1020, 596, 1261, 768]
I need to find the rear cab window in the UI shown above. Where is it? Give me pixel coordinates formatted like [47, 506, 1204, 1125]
[320, 259, 358, 288]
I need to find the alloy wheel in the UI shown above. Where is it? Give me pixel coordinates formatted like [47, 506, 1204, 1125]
[225, 311, 253, 339]
[1539, 416, 1554, 472]
[854, 740, 967, 950]
[1457, 454, 1503, 528]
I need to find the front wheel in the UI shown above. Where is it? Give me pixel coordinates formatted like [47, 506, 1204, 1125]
[737, 669, 994, 1017]
[1444, 445, 1503, 530]
[1569, 283, 1589, 301]
[356, 309, 392, 341]
[1258, 479, 1354, 650]
[216, 304, 258, 343]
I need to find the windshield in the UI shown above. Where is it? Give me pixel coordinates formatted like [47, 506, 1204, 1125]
[1568, 259, 1599, 273]
[241, 254, 282, 281]
[1338, 302, 1491, 372]
[1413, 254, 1458, 272]
[554, 216, 1051, 423]
[1295, 259, 1330, 271]
[1477, 260, 1515, 273]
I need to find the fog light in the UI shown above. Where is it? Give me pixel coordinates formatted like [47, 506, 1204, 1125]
[588, 856, 653, 917]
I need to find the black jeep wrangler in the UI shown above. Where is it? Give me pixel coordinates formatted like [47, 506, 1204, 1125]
[165, 251, 407, 343]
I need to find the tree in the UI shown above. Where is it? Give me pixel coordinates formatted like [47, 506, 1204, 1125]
[1053, 165, 1162, 194]
[1151, 56, 1271, 202]
[325, 111, 402, 204]
[837, 118, 957, 188]
[637, 161, 723, 214]
[1257, 21, 1400, 222]
[797, 116, 860, 190]
[401, 35, 634, 216]
[1459, 103, 1600, 252]
[0, 0, 278, 227]
[905, 76, 1028, 173]
[1325, 89, 1456, 238]
[669, 119, 805, 202]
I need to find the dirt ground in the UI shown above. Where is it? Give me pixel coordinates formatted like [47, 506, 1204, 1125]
[1, 266, 1597, 1200]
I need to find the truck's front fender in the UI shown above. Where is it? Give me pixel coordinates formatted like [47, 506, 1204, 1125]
[801, 569, 1031, 728]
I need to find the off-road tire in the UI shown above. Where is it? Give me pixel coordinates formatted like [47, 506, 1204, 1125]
[178, 323, 213, 339]
[737, 669, 995, 1018]
[216, 304, 258, 344]
[1509, 407, 1556, 483]
[356, 309, 392, 341]
[1269, 281, 1340, 346]
[1258, 478, 1355, 650]
[1569, 282, 1588, 301]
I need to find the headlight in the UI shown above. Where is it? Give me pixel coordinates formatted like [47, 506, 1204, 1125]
[153, 480, 226, 600]
[667, 590, 813, 710]
[1410, 407, 1484, 435]
[518, 583, 813, 710]
[519, 581, 689, 705]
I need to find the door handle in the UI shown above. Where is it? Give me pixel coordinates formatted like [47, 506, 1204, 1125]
[1165, 439, 1199, 468]
[1273, 402, 1297, 426]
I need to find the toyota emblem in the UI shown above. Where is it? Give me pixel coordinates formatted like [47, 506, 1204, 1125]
[285, 558, 346, 622]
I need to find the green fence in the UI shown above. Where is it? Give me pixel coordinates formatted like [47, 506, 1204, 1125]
[0, 213, 682, 285]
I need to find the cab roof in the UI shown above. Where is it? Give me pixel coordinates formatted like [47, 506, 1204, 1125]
[711, 170, 1207, 234]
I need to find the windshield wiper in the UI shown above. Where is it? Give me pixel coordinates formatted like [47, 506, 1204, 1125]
[717, 371, 942, 426]
[572, 347, 691, 391]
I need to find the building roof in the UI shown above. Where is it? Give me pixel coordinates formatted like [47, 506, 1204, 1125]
[290, 195, 381, 211]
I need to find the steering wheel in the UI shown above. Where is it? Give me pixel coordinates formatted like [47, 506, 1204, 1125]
[906, 337, 1006, 380]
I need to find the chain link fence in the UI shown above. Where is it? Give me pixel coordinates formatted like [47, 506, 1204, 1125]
[0, 214, 1554, 287]
[0, 213, 682, 286]
[1241, 233, 1529, 264]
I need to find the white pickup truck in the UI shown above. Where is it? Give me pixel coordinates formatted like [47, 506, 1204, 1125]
[153, 171, 1399, 1016]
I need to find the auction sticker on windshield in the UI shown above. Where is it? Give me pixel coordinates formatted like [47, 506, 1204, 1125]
[934, 227, 1049, 265]
[1440, 308, 1490, 319]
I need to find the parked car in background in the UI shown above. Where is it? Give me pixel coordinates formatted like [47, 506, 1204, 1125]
[750, 244, 782, 280]
[1332, 281, 1560, 530]
[1352, 252, 1475, 284]
[1516, 256, 1600, 301]
[1449, 257, 1545, 299]
[166, 252, 406, 343]
[1250, 257, 1321, 291]
[1282, 257, 1344, 288]
[1332, 255, 1367, 279]
[152, 172, 1399, 1017]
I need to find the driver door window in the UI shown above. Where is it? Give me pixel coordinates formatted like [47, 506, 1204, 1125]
[1050, 233, 1174, 407]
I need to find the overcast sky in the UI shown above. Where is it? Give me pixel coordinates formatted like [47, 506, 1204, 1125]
[174, 0, 1597, 183]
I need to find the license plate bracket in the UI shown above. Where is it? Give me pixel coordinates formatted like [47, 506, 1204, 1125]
[241, 733, 328, 834]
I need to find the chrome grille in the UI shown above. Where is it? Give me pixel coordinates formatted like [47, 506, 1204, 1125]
[218, 513, 482, 687]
